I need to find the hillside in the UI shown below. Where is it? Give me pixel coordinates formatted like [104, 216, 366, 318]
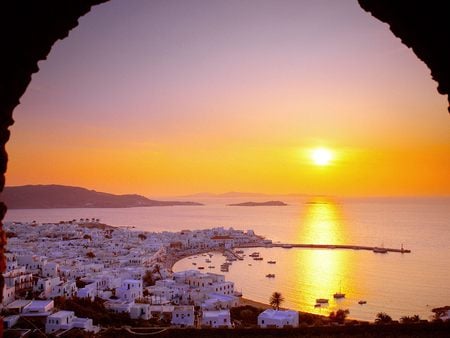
[1, 185, 203, 209]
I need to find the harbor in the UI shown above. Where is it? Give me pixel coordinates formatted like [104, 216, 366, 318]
[238, 243, 411, 254]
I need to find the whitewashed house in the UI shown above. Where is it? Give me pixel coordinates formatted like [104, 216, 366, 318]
[77, 283, 98, 300]
[45, 310, 98, 334]
[201, 309, 232, 328]
[23, 300, 54, 315]
[17, 255, 47, 274]
[130, 303, 151, 320]
[171, 305, 195, 327]
[1, 283, 15, 306]
[42, 262, 60, 278]
[202, 293, 240, 310]
[116, 279, 143, 302]
[257, 309, 299, 328]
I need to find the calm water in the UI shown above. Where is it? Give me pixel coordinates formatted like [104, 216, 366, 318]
[5, 196, 450, 321]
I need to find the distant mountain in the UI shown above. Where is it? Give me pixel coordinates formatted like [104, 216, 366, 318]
[228, 200, 288, 207]
[1, 185, 203, 209]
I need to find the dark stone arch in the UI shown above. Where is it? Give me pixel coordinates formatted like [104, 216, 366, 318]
[0, 1, 448, 332]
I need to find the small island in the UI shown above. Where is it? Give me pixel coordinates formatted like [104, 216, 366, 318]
[228, 200, 287, 207]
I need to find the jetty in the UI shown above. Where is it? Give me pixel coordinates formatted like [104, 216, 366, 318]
[239, 243, 411, 254]
[224, 249, 244, 260]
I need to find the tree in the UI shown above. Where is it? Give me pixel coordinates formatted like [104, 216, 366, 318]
[375, 312, 392, 324]
[329, 309, 350, 324]
[153, 264, 163, 280]
[143, 270, 155, 287]
[86, 251, 95, 259]
[138, 233, 147, 241]
[269, 292, 284, 310]
[400, 315, 420, 324]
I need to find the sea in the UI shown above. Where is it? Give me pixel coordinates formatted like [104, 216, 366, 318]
[5, 196, 450, 322]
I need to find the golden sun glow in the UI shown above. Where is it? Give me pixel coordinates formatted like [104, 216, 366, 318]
[311, 148, 333, 166]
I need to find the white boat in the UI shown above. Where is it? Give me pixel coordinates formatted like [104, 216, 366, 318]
[333, 281, 345, 299]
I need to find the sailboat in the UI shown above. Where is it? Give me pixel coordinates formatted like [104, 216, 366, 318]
[333, 281, 345, 299]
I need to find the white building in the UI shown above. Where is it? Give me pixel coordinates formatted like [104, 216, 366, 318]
[130, 303, 151, 320]
[202, 293, 240, 310]
[46, 310, 98, 334]
[116, 279, 143, 302]
[257, 309, 299, 328]
[23, 300, 54, 315]
[171, 305, 195, 327]
[201, 310, 232, 328]
[42, 262, 60, 278]
[77, 283, 98, 300]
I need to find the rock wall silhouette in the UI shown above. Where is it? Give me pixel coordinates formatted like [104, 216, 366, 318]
[0, 0, 448, 333]
[0, 1, 107, 333]
[358, 0, 449, 112]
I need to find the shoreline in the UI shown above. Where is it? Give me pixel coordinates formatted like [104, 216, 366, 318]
[170, 252, 331, 321]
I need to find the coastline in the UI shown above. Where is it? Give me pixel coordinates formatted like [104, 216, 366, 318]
[170, 252, 330, 321]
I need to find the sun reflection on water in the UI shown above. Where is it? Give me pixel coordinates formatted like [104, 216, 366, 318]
[294, 199, 353, 315]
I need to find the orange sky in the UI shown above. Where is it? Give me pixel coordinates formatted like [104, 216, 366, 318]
[6, 0, 450, 197]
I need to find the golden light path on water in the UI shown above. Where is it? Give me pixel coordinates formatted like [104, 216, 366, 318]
[174, 199, 373, 318]
[294, 200, 354, 315]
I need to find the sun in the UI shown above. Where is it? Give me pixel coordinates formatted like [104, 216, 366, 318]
[311, 148, 333, 166]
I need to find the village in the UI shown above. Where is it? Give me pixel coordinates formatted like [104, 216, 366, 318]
[1, 219, 299, 335]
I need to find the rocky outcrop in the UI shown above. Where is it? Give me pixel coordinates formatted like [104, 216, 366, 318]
[358, 0, 449, 112]
[0, 0, 108, 315]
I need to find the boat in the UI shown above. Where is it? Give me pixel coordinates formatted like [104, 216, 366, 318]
[235, 250, 244, 254]
[205, 259, 211, 263]
[249, 252, 260, 257]
[198, 266, 205, 270]
[192, 262, 197, 265]
[208, 265, 215, 269]
[316, 298, 329, 304]
[267, 260, 276, 264]
[265, 274, 275, 278]
[253, 257, 263, 261]
[358, 300, 367, 305]
[248, 263, 252, 266]
[333, 281, 345, 299]
[281, 244, 293, 249]
[314, 303, 321, 308]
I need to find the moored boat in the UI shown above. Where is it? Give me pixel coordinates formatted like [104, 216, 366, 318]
[333, 281, 345, 299]
[316, 298, 329, 304]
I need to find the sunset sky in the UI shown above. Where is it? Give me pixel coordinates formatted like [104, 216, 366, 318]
[7, 0, 450, 197]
